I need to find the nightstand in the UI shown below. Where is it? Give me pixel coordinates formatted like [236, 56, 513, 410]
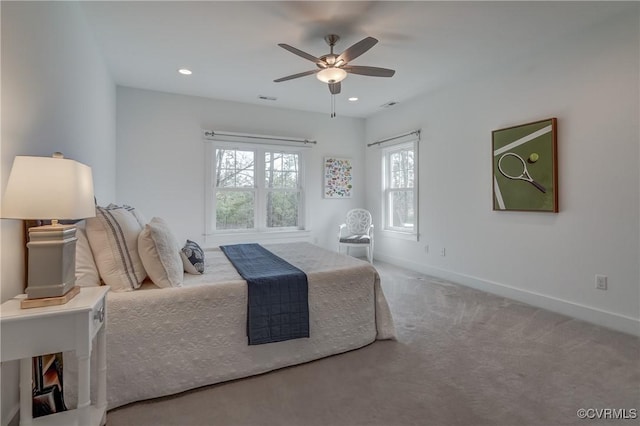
[0, 286, 109, 426]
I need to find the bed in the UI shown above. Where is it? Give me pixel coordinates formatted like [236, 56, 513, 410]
[65, 238, 395, 410]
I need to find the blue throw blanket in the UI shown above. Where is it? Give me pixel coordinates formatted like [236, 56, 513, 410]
[220, 244, 310, 345]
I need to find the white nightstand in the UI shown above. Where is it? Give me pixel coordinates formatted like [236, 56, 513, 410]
[0, 286, 109, 426]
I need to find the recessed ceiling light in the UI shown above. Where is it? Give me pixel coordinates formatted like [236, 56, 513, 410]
[178, 68, 192, 75]
[348, 97, 358, 102]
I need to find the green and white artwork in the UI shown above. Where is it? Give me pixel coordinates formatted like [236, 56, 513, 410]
[492, 118, 558, 212]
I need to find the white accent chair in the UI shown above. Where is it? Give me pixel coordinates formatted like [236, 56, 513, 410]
[337, 208, 374, 263]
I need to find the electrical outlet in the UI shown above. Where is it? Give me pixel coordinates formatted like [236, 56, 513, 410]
[440, 248, 446, 257]
[595, 274, 608, 290]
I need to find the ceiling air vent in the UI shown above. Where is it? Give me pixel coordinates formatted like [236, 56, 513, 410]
[380, 101, 399, 108]
[258, 95, 277, 101]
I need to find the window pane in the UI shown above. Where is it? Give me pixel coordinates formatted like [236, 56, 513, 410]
[390, 190, 414, 229]
[389, 148, 414, 189]
[216, 191, 254, 229]
[265, 152, 299, 189]
[391, 171, 406, 188]
[266, 191, 299, 228]
[216, 149, 254, 188]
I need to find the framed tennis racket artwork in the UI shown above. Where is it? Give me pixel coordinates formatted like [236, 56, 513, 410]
[492, 118, 558, 212]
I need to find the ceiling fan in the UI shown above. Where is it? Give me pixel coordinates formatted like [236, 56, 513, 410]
[274, 34, 395, 117]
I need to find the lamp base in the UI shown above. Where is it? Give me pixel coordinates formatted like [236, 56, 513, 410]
[26, 224, 78, 299]
[20, 285, 80, 309]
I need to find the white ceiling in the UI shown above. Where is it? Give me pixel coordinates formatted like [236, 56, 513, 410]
[80, 1, 632, 118]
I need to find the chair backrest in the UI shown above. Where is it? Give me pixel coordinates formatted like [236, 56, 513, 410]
[345, 209, 372, 235]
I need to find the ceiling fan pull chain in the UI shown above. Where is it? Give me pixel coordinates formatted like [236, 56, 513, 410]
[331, 94, 336, 118]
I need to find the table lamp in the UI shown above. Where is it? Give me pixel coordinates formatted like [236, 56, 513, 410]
[1, 153, 96, 300]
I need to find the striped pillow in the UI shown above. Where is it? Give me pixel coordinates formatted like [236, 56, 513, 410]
[108, 203, 147, 228]
[86, 205, 147, 291]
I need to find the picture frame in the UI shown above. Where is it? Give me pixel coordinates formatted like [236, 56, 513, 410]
[492, 118, 558, 212]
[323, 157, 353, 199]
[32, 353, 67, 417]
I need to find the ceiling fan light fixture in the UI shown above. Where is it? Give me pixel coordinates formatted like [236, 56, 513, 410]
[316, 67, 347, 84]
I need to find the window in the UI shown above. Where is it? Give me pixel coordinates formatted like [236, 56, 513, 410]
[382, 140, 418, 237]
[214, 149, 255, 230]
[265, 151, 300, 228]
[208, 143, 305, 233]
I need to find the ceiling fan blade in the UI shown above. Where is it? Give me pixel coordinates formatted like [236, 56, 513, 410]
[337, 37, 378, 64]
[274, 70, 319, 83]
[278, 43, 323, 65]
[329, 82, 341, 95]
[343, 65, 395, 77]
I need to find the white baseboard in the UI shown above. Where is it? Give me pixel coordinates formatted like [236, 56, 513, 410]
[375, 252, 640, 337]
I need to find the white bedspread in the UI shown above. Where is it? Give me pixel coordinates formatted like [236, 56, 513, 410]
[66, 243, 395, 410]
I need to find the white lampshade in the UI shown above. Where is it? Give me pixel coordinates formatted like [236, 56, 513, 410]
[316, 67, 348, 84]
[2, 155, 96, 220]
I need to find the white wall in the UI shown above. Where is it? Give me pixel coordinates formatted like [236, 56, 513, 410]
[116, 87, 365, 251]
[0, 2, 116, 425]
[365, 11, 639, 335]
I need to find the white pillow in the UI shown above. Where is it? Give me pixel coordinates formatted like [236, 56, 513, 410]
[75, 220, 100, 287]
[138, 217, 183, 288]
[86, 205, 147, 291]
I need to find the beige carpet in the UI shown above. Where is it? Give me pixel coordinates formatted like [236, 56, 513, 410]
[107, 261, 639, 426]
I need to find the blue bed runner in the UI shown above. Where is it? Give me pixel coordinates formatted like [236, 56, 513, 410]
[220, 244, 310, 345]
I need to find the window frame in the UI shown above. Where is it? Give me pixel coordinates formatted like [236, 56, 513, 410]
[205, 141, 307, 238]
[381, 139, 419, 240]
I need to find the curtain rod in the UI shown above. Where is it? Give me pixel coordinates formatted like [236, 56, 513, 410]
[367, 130, 421, 147]
[203, 130, 317, 145]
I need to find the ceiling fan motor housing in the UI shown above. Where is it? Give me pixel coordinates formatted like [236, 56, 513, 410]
[317, 55, 339, 68]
